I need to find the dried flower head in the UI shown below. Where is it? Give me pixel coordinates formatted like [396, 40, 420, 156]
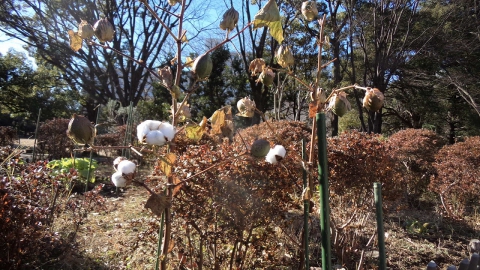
[220, 7, 239, 32]
[249, 58, 266, 76]
[310, 87, 327, 103]
[301, 1, 319, 21]
[158, 66, 173, 88]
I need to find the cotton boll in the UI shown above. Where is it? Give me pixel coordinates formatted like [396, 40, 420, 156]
[112, 171, 127, 187]
[137, 122, 150, 143]
[271, 145, 286, 158]
[265, 150, 278, 164]
[117, 160, 136, 174]
[265, 145, 286, 165]
[113, 156, 127, 171]
[144, 120, 163, 130]
[145, 130, 166, 146]
[158, 122, 176, 141]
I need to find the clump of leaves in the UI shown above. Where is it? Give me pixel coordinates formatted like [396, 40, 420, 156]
[429, 136, 480, 217]
[387, 129, 446, 202]
[0, 126, 17, 146]
[37, 118, 75, 159]
[47, 157, 98, 183]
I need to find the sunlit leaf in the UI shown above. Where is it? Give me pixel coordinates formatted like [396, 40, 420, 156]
[210, 108, 226, 135]
[184, 57, 194, 68]
[68, 30, 83, 52]
[158, 153, 176, 177]
[252, 0, 284, 43]
[185, 123, 205, 142]
[172, 177, 184, 197]
[308, 101, 318, 118]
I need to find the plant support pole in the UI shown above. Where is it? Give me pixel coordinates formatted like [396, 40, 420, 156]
[302, 139, 310, 270]
[317, 112, 331, 270]
[374, 182, 387, 270]
[86, 105, 102, 192]
[32, 108, 41, 162]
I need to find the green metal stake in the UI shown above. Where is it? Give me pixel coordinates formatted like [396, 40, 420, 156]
[32, 108, 41, 162]
[317, 112, 332, 270]
[374, 182, 387, 270]
[302, 139, 310, 270]
[85, 105, 102, 192]
[155, 198, 166, 270]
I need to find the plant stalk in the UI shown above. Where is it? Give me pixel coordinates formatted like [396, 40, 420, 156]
[374, 182, 387, 270]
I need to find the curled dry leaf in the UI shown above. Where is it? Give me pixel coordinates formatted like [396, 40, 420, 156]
[158, 66, 173, 88]
[67, 30, 83, 52]
[144, 192, 171, 217]
[249, 58, 266, 76]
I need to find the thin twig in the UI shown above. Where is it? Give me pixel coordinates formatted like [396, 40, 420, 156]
[139, 0, 178, 41]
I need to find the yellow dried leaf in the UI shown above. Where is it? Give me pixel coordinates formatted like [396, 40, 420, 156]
[68, 30, 83, 52]
[210, 108, 226, 135]
[184, 57, 194, 68]
[185, 123, 205, 142]
[252, 0, 284, 44]
[158, 153, 176, 177]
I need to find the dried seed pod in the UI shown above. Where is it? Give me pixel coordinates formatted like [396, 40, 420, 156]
[249, 58, 266, 76]
[93, 18, 115, 43]
[301, 1, 319, 21]
[256, 67, 275, 86]
[67, 114, 96, 146]
[251, 139, 271, 158]
[237, 97, 256, 117]
[78, 20, 94, 39]
[158, 66, 173, 88]
[172, 102, 192, 122]
[167, 0, 181, 6]
[328, 92, 351, 117]
[275, 45, 294, 68]
[363, 87, 385, 112]
[220, 7, 239, 32]
[192, 53, 213, 80]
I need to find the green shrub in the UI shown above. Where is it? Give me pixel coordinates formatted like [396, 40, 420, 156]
[47, 157, 98, 183]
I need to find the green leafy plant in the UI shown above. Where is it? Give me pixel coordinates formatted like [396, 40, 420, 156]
[47, 157, 98, 183]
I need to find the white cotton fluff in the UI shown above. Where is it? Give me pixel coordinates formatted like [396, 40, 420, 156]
[112, 171, 126, 187]
[265, 145, 287, 165]
[137, 121, 150, 142]
[117, 160, 136, 174]
[145, 130, 167, 146]
[113, 156, 127, 171]
[158, 122, 176, 141]
[145, 120, 163, 130]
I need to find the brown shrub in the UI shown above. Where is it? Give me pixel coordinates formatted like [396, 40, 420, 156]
[37, 118, 74, 159]
[429, 136, 480, 217]
[0, 126, 17, 146]
[387, 128, 446, 201]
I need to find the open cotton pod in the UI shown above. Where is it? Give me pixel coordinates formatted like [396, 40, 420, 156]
[237, 97, 256, 117]
[113, 156, 127, 171]
[265, 145, 286, 164]
[117, 159, 136, 174]
[362, 87, 385, 112]
[137, 120, 176, 146]
[327, 92, 351, 117]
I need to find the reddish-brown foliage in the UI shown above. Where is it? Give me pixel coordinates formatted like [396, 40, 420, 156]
[387, 128, 446, 200]
[327, 130, 402, 206]
[0, 146, 105, 269]
[429, 136, 480, 217]
[0, 126, 17, 146]
[37, 118, 75, 159]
